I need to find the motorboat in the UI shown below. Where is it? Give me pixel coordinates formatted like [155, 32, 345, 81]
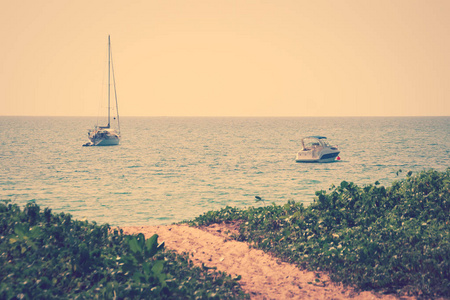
[84, 35, 121, 147]
[295, 136, 340, 163]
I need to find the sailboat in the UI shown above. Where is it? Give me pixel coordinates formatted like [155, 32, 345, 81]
[84, 35, 121, 146]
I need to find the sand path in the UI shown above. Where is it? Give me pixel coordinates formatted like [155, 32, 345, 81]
[121, 223, 411, 300]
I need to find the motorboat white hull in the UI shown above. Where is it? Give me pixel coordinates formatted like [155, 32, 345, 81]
[295, 150, 340, 163]
[295, 136, 340, 163]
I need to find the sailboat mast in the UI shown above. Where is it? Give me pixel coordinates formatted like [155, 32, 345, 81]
[108, 35, 111, 128]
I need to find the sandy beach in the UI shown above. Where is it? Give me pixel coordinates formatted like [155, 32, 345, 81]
[121, 223, 413, 300]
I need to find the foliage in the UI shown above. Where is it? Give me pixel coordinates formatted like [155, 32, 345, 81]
[0, 201, 248, 299]
[189, 168, 450, 298]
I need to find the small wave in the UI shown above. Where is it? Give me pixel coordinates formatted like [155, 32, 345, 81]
[2, 116, 449, 226]
[305, 179, 321, 184]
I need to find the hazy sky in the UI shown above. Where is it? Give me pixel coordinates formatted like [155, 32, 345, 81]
[1, 0, 449, 117]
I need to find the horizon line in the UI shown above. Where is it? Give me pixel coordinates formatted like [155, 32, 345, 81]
[1, 115, 449, 118]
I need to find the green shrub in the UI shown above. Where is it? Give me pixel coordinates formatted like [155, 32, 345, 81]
[0, 201, 248, 299]
[190, 168, 450, 298]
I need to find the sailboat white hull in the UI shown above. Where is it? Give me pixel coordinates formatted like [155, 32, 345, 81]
[94, 137, 120, 146]
[88, 128, 120, 146]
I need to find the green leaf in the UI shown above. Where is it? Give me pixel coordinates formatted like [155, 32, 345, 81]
[29, 226, 42, 238]
[14, 223, 28, 238]
[136, 233, 146, 249]
[128, 237, 142, 253]
[340, 181, 349, 189]
[152, 260, 164, 274]
[145, 234, 162, 258]
[157, 241, 165, 252]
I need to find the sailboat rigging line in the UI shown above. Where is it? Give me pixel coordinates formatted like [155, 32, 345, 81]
[110, 43, 120, 134]
[107, 35, 111, 129]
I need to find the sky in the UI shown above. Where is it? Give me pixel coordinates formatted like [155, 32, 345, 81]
[1, 0, 449, 117]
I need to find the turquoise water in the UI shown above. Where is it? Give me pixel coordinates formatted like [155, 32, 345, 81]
[1, 116, 449, 226]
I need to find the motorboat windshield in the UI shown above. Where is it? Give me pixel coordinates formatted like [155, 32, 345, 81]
[301, 136, 330, 149]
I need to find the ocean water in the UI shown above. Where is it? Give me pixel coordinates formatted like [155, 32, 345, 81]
[1, 116, 449, 226]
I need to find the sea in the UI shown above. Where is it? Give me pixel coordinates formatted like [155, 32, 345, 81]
[1, 116, 449, 226]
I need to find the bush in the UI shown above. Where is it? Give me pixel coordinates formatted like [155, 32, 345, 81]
[0, 201, 248, 299]
[190, 168, 450, 298]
